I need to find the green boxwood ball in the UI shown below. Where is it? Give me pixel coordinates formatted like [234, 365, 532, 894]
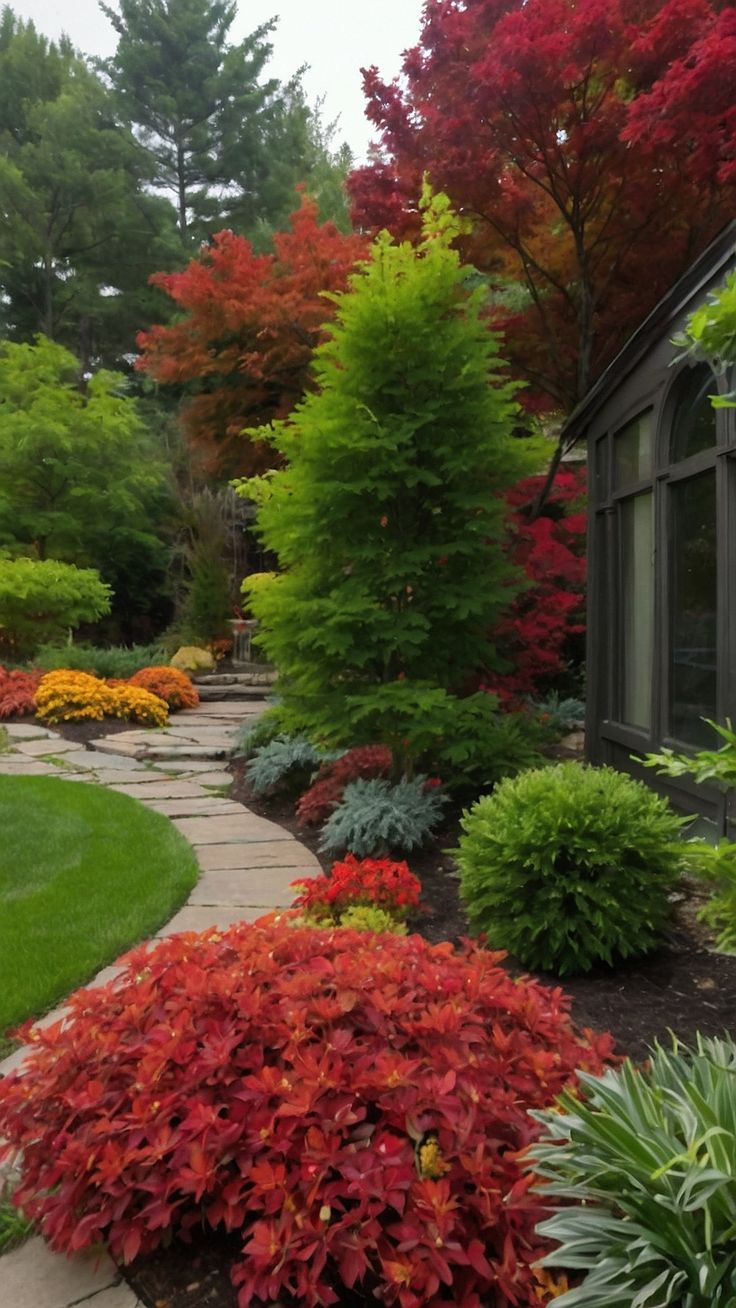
[456, 762, 685, 976]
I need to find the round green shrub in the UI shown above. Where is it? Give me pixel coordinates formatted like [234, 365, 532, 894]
[456, 762, 685, 975]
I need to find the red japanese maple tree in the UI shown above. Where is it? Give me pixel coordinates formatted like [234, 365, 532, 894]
[350, 0, 735, 418]
[137, 194, 367, 477]
[490, 467, 587, 703]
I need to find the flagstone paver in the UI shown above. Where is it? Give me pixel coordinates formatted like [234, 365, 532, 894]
[0, 758, 60, 775]
[3, 723, 56, 739]
[1, 1238, 122, 1308]
[173, 812, 293, 844]
[0, 690, 324, 1308]
[196, 839, 319, 870]
[147, 799, 244, 818]
[15, 737, 82, 757]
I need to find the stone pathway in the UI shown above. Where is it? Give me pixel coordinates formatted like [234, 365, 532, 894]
[0, 697, 321, 1306]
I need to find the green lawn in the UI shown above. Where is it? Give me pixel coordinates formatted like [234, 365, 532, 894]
[0, 775, 198, 1034]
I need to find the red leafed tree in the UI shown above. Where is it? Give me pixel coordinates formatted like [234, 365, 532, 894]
[350, 0, 735, 425]
[625, 5, 736, 186]
[487, 467, 587, 703]
[137, 195, 367, 477]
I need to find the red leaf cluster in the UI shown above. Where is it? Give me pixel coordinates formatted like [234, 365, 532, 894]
[351, 0, 735, 412]
[291, 855, 422, 921]
[128, 666, 199, 711]
[0, 923, 614, 1307]
[137, 195, 367, 478]
[0, 666, 42, 719]
[297, 744, 394, 827]
[490, 469, 587, 703]
[626, 6, 736, 186]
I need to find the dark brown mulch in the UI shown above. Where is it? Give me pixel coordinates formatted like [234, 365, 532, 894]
[124, 758, 736, 1308]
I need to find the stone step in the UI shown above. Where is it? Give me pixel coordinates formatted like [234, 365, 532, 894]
[197, 683, 271, 701]
[195, 668, 276, 686]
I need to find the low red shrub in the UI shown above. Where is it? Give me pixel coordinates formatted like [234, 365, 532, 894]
[297, 744, 393, 826]
[128, 666, 199, 711]
[0, 666, 42, 719]
[292, 854, 422, 922]
[0, 923, 614, 1307]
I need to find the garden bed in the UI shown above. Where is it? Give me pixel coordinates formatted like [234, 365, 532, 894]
[230, 758, 736, 1062]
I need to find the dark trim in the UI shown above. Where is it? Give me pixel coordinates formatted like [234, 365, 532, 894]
[564, 223, 736, 444]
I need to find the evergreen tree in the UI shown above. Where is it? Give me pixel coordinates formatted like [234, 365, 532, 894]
[241, 191, 539, 746]
[0, 7, 179, 369]
[100, 0, 347, 243]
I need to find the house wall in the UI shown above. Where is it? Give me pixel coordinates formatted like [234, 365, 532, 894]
[585, 255, 736, 837]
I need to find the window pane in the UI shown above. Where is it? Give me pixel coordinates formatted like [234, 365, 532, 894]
[670, 470, 717, 746]
[621, 492, 654, 729]
[671, 365, 717, 462]
[614, 412, 652, 489]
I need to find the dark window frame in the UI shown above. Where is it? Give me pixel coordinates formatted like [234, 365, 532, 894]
[591, 363, 734, 775]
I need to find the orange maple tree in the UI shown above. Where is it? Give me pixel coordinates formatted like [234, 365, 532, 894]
[137, 195, 367, 477]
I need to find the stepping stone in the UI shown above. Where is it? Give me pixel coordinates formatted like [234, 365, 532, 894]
[89, 739, 145, 758]
[0, 1237, 119, 1308]
[80, 769, 162, 785]
[15, 738, 79, 756]
[86, 963, 127, 989]
[196, 840, 320, 870]
[145, 745, 230, 761]
[147, 799, 244, 817]
[190, 867, 301, 908]
[0, 1043, 28, 1077]
[64, 749, 147, 770]
[159, 905, 267, 934]
[175, 814, 292, 844]
[108, 780, 209, 801]
[3, 723, 56, 740]
[157, 760, 230, 775]
[197, 772, 234, 787]
[0, 759, 60, 776]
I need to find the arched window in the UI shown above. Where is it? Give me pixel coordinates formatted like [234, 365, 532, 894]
[670, 364, 718, 462]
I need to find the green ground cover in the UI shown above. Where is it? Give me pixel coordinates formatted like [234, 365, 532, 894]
[0, 776, 198, 1034]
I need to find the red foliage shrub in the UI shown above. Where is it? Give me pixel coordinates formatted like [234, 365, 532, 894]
[0, 666, 42, 719]
[0, 923, 614, 1307]
[292, 855, 421, 922]
[489, 468, 587, 703]
[297, 744, 393, 827]
[128, 666, 199, 711]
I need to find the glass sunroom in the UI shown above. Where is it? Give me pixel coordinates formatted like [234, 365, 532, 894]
[563, 223, 736, 836]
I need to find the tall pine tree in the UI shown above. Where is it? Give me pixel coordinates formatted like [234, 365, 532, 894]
[0, 7, 179, 369]
[100, 0, 348, 243]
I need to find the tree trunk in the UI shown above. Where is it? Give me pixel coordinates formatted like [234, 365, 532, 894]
[177, 143, 187, 241]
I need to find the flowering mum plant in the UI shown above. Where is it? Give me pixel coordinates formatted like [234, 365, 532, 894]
[0, 923, 613, 1308]
[34, 669, 168, 726]
[128, 666, 199, 711]
[291, 854, 421, 924]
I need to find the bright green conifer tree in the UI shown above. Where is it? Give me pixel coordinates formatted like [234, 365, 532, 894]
[240, 190, 539, 749]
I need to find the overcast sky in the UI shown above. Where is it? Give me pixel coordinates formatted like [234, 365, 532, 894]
[10, 0, 425, 159]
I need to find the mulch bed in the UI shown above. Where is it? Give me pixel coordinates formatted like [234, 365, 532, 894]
[108, 757, 736, 1308]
